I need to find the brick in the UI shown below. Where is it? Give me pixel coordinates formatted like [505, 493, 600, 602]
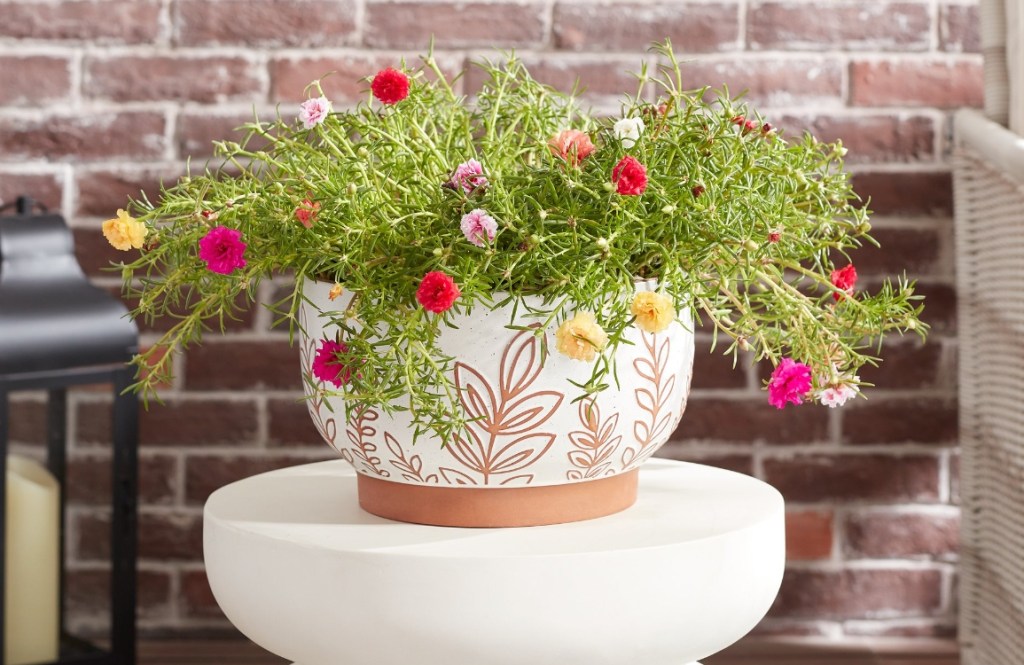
[750, 618, 834, 637]
[185, 340, 301, 390]
[852, 171, 953, 216]
[5, 398, 46, 445]
[76, 167, 184, 218]
[841, 397, 958, 446]
[674, 398, 830, 444]
[683, 57, 844, 108]
[364, 1, 545, 48]
[67, 568, 172, 620]
[655, 448, 754, 476]
[858, 339, 944, 390]
[0, 0, 161, 43]
[776, 114, 936, 164]
[0, 172, 63, 212]
[914, 282, 956, 335]
[177, 0, 357, 46]
[181, 568, 225, 619]
[0, 56, 72, 106]
[77, 398, 259, 447]
[949, 451, 960, 505]
[843, 620, 957, 637]
[67, 453, 178, 506]
[846, 226, 945, 276]
[0, 112, 167, 162]
[691, 340, 749, 389]
[267, 398, 325, 447]
[844, 510, 960, 558]
[465, 55, 643, 105]
[850, 59, 984, 109]
[177, 112, 268, 160]
[940, 3, 980, 53]
[553, 2, 740, 53]
[184, 454, 325, 504]
[786, 510, 833, 561]
[76, 510, 202, 561]
[749, 1, 931, 52]
[771, 568, 942, 619]
[763, 454, 941, 503]
[85, 56, 262, 104]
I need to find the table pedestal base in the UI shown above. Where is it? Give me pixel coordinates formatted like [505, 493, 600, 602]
[205, 460, 784, 665]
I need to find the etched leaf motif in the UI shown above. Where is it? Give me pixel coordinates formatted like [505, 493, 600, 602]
[446, 424, 488, 474]
[454, 362, 497, 429]
[497, 391, 563, 434]
[439, 467, 478, 485]
[490, 432, 556, 474]
[499, 474, 534, 487]
[499, 327, 545, 398]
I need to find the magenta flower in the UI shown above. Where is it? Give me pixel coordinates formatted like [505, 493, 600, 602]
[460, 208, 498, 247]
[449, 159, 487, 194]
[198, 226, 247, 275]
[312, 339, 353, 387]
[767, 357, 813, 409]
[299, 96, 332, 129]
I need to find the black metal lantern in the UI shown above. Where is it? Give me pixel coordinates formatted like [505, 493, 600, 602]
[0, 196, 138, 665]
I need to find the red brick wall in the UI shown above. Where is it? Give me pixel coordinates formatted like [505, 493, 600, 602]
[0, 0, 975, 639]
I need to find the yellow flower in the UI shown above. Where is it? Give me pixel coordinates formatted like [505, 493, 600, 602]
[630, 291, 675, 333]
[102, 209, 147, 251]
[328, 283, 344, 301]
[555, 312, 608, 362]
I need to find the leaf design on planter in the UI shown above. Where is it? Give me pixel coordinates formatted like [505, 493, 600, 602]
[439, 467, 478, 485]
[622, 332, 675, 470]
[500, 474, 534, 486]
[385, 432, 438, 484]
[345, 406, 389, 478]
[447, 327, 563, 485]
[567, 399, 623, 480]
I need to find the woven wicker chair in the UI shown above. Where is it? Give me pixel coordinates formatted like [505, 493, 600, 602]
[953, 109, 1024, 665]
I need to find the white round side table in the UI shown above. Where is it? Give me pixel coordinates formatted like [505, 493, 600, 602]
[204, 459, 785, 665]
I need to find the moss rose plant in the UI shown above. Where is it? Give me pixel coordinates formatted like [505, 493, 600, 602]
[109, 42, 927, 444]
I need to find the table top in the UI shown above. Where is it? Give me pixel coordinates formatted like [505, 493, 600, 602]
[205, 458, 784, 557]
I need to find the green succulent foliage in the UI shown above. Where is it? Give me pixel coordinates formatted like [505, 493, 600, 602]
[118, 40, 926, 444]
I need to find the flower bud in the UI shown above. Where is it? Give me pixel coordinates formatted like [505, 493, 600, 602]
[596, 237, 609, 249]
[661, 205, 676, 214]
[906, 319, 917, 330]
[357, 146, 369, 158]
[432, 247, 443, 257]
[744, 239, 758, 252]
[347, 182, 358, 196]
[602, 181, 615, 192]
[538, 209, 548, 220]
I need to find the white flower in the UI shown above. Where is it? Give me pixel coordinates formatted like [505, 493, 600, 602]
[817, 381, 859, 408]
[613, 117, 646, 148]
[299, 96, 332, 129]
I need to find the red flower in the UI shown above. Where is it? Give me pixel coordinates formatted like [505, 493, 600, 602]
[294, 198, 320, 229]
[370, 67, 410, 105]
[691, 184, 705, 198]
[416, 271, 460, 313]
[612, 155, 647, 196]
[769, 231, 781, 243]
[830, 264, 857, 301]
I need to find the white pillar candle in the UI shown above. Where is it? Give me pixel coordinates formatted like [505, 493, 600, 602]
[4, 455, 60, 665]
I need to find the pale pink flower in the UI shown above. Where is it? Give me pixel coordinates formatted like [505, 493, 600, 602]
[767, 357, 813, 409]
[449, 159, 487, 194]
[818, 381, 859, 408]
[299, 96, 332, 129]
[460, 208, 498, 247]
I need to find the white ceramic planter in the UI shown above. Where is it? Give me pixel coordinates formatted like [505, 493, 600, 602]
[298, 280, 695, 525]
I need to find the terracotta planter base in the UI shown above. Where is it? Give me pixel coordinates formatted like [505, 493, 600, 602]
[357, 470, 639, 527]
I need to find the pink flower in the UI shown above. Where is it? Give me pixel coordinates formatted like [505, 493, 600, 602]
[830, 264, 858, 302]
[295, 198, 320, 229]
[449, 159, 488, 195]
[312, 339, 353, 388]
[460, 208, 498, 247]
[370, 67, 410, 105]
[416, 271, 460, 313]
[198, 226, 246, 275]
[767, 357, 813, 409]
[299, 96, 332, 129]
[769, 231, 781, 243]
[612, 155, 648, 196]
[818, 382, 859, 408]
[549, 129, 595, 166]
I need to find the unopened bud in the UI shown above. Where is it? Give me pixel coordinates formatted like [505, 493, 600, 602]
[432, 247, 443, 257]
[744, 239, 758, 252]
[602, 182, 615, 192]
[906, 319, 917, 330]
[596, 237, 609, 249]
[347, 182, 358, 196]
[538, 209, 548, 220]
[661, 205, 676, 214]
[357, 146, 369, 158]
